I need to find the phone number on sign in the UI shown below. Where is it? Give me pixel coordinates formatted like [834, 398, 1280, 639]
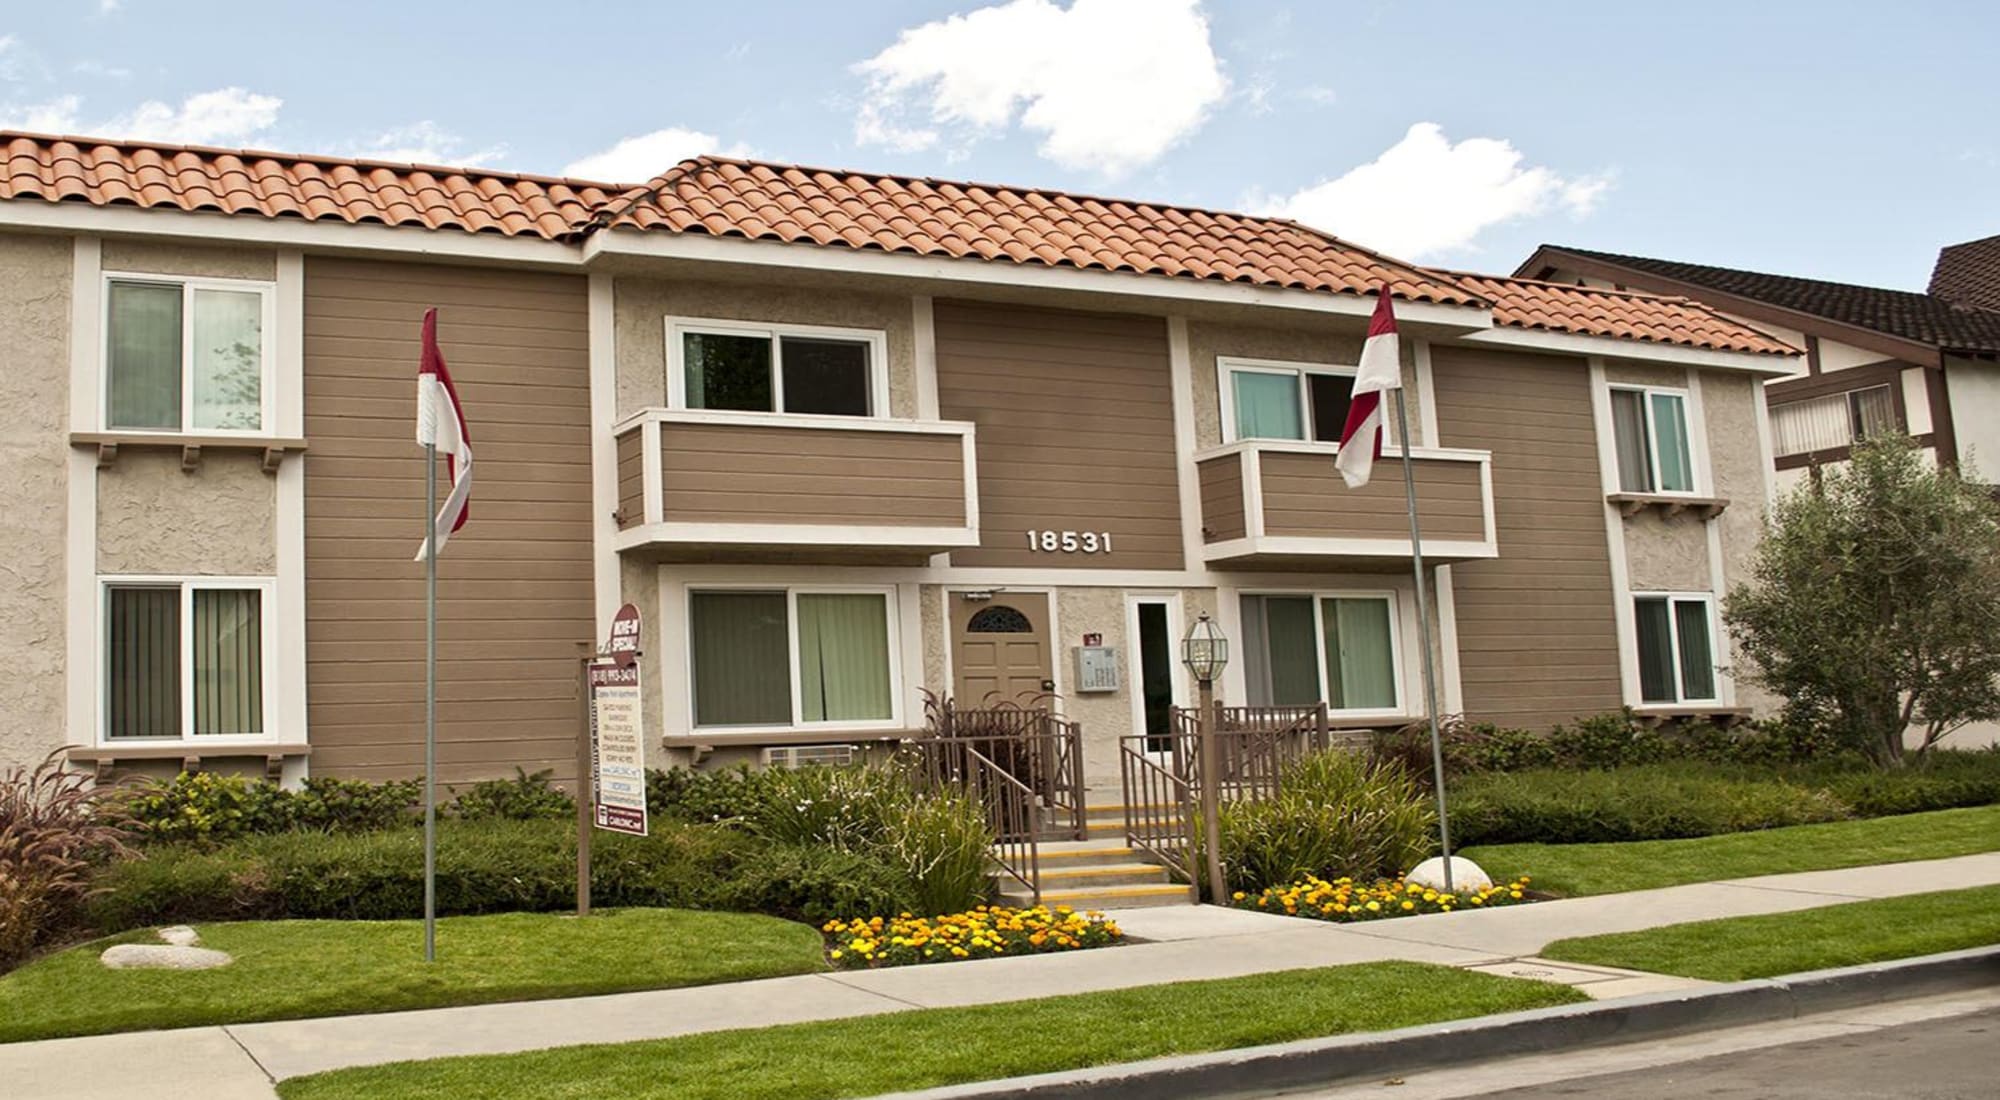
[1026, 530, 1113, 553]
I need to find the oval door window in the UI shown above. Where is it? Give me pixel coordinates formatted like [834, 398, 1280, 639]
[966, 605, 1032, 633]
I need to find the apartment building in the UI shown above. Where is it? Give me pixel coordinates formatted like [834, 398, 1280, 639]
[0, 133, 1798, 792]
[1517, 243, 2000, 493]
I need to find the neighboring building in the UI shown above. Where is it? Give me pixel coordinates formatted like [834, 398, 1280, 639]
[0, 133, 1797, 794]
[1516, 242, 2000, 494]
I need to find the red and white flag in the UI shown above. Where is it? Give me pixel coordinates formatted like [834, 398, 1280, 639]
[1334, 286, 1401, 489]
[414, 308, 473, 560]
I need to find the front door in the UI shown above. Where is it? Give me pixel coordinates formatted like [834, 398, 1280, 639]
[951, 592, 1053, 707]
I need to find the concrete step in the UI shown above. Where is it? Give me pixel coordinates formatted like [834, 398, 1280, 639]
[1034, 862, 1172, 889]
[1037, 839, 1137, 860]
[1083, 802, 1178, 822]
[1000, 882, 1193, 910]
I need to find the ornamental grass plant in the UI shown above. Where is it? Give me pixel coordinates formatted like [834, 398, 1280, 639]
[1201, 750, 1435, 894]
[0, 752, 130, 969]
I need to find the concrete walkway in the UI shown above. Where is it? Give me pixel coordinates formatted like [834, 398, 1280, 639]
[8, 851, 1998, 1099]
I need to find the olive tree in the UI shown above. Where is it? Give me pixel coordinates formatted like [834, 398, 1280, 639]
[1724, 433, 2000, 766]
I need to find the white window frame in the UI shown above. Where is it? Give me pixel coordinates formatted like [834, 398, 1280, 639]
[665, 317, 891, 419]
[100, 272, 279, 436]
[1240, 588, 1405, 718]
[97, 575, 279, 747]
[685, 584, 904, 733]
[1216, 356, 1358, 445]
[1609, 384, 1701, 497]
[1631, 591, 1721, 706]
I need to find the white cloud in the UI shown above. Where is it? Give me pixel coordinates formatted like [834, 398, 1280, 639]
[0, 34, 48, 83]
[852, 0, 1227, 177]
[561, 127, 750, 182]
[350, 121, 504, 168]
[1257, 122, 1611, 260]
[102, 87, 281, 144]
[72, 60, 133, 80]
[0, 94, 81, 133]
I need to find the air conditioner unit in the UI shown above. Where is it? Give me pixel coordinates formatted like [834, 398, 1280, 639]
[762, 744, 856, 769]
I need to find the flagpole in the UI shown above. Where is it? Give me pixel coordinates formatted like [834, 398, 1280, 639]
[423, 441, 438, 963]
[1392, 389, 1454, 893]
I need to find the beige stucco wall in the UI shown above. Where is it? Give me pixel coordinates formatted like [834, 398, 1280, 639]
[1054, 586, 1134, 789]
[0, 232, 73, 767]
[1186, 320, 1425, 451]
[919, 583, 947, 697]
[620, 556, 664, 765]
[612, 277, 918, 421]
[1701, 371, 1781, 714]
[1620, 511, 1713, 592]
[97, 450, 276, 575]
[102, 239, 276, 281]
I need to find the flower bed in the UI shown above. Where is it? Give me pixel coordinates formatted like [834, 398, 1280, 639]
[1234, 875, 1535, 922]
[822, 905, 1122, 968]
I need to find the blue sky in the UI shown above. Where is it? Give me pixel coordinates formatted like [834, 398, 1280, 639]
[3, 1, 1994, 289]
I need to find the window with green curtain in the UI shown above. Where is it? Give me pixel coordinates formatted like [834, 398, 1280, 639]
[797, 593, 892, 722]
[190, 289, 263, 430]
[1674, 600, 1717, 701]
[107, 281, 183, 430]
[683, 332, 773, 411]
[690, 592, 792, 726]
[193, 589, 263, 735]
[1635, 597, 1677, 703]
[1650, 392, 1694, 492]
[107, 587, 181, 739]
[1232, 370, 1304, 440]
[1323, 597, 1397, 709]
[1252, 595, 1320, 706]
[1609, 388, 1652, 492]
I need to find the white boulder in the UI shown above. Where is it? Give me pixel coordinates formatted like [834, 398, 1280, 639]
[1405, 856, 1492, 894]
[156, 925, 201, 947]
[100, 944, 234, 970]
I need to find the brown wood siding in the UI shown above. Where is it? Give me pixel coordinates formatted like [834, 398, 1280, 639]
[1258, 452, 1486, 541]
[934, 300, 1182, 568]
[304, 258, 593, 785]
[1430, 346, 1623, 730]
[616, 427, 644, 529]
[1197, 455, 1245, 542]
[654, 422, 965, 526]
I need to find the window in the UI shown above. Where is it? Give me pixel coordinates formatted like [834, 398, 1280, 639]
[1634, 595, 1718, 704]
[1770, 385, 1897, 458]
[1223, 360, 1356, 443]
[689, 588, 897, 728]
[1239, 593, 1400, 712]
[1609, 386, 1695, 494]
[105, 276, 272, 433]
[674, 322, 885, 417]
[104, 580, 270, 740]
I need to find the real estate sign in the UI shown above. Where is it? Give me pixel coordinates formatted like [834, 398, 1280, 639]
[588, 659, 648, 837]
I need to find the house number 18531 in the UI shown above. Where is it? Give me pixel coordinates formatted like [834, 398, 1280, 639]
[1027, 529, 1113, 553]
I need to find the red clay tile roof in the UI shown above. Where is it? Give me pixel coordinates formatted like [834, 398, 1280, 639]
[1443, 271, 1800, 356]
[0, 131, 1799, 357]
[590, 155, 1481, 305]
[0, 133, 621, 239]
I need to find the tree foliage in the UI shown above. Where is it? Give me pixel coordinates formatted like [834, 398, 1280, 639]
[1725, 434, 2000, 766]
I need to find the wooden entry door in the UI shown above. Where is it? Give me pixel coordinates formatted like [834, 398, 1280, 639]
[951, 593, 1053, 707]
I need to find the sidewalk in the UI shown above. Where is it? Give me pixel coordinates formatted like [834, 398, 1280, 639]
[8, 851, 1999, 1100]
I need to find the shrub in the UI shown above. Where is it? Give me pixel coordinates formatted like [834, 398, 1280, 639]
[1206, 751, 1436, 893]
[86, 818, 757, 930]
[646, 766, 787, 825]
[1800, 750, 2000, 817]
[451, 769, 572, 822]
[1235, 874, 1535, 922]
[1450, 764, 1853, 845]
[822, 905, 1122, 968]
[116, 771, 293, 845]
[716, 842, 920, 925]
[1, 753, 130, 968]
[292, 777, 420, 832]
[1375, 712, 1863, 784]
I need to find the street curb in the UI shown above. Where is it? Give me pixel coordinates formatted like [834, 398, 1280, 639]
[868, 946, 2000, 1100]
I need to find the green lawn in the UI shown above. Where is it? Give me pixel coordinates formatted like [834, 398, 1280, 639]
[1543, 885, 2000, 981]
[277, 961, 1585, 1100]
[1463, 803, 2000, 896]
[0, 908, 826, 1044]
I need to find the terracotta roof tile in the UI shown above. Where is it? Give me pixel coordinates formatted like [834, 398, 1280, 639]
[1443, 271, 1798, 357]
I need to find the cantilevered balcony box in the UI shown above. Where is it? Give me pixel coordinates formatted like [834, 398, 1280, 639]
[1195, 441, 1497, 570]
[613, 409, 980, 564]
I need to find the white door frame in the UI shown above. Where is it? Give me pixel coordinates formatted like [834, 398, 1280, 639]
[1124, 592, 1189, 760]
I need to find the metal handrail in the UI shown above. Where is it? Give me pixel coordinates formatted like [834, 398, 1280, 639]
[930, 704, 1087, 842]
[1119, 736, 1196, 900]
[957, 743, 1041, 902]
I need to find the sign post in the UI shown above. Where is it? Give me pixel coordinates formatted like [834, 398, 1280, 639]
[577, 604, 647, 917]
